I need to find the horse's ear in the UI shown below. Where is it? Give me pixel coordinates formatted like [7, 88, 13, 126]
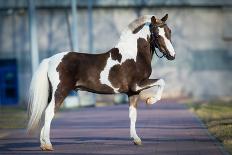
[161, 14, 168, 22]
[151, 16, 156, 24]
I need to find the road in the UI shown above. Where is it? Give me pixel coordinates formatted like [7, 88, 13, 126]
[0, 100, 228, 155]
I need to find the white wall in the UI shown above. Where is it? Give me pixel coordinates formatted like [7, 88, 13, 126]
[0, 6, 231, 103]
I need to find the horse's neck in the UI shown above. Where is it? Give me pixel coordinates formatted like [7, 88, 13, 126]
[115, 24, 150, 62]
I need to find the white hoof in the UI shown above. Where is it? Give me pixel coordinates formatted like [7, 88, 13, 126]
[40, 144, 54, 151]
[133, 138, 142, 145]
[146, 97, 159, 104]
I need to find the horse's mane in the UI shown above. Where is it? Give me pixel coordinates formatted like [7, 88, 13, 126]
[128, 15, 153, 32]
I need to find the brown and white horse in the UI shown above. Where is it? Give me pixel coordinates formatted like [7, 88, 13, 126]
[27, 14, 175, 151]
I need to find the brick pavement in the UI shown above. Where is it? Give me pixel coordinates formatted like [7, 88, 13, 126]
[0, 101, 228, 155]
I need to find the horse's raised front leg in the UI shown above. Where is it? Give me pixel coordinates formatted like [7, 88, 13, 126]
[137, 79, 165, 104]
[128, 94, 142, 145]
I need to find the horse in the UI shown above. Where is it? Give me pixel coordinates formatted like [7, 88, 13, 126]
[27, 14, 175, 151]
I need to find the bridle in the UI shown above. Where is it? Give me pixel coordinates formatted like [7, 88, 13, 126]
[149, 23, 167, 59]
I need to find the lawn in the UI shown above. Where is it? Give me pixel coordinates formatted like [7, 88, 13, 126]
[186, 100, 232, 154]
[0, 106, 27, 129]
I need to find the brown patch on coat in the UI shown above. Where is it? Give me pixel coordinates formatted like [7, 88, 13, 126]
[132, 23, 145, 34]
[164, 25, 171, 40]
[55, 50, 117, 110]
[108, 37, 152, 94]
[111, 48, 122, 62]
[108, 59, 136, 93]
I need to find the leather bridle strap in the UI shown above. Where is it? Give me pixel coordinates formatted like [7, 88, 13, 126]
[153, 46, 165, 58]
[149, 23, 167, 59]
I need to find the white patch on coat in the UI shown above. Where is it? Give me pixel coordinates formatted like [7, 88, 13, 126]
[115, 24, 150, 62]
[99, 53, 120, 93]
[99, 24, 151, 92]
[135, 84, 143, 91]
[158, 27, 175, 57]
[47, 52, 69, 101]
[48, 52, 68, 90]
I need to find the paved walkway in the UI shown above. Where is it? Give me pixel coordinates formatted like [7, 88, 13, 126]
[0, 101, 228, 155]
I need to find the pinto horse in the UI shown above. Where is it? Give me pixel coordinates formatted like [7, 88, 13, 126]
[27, 14, 175, 151]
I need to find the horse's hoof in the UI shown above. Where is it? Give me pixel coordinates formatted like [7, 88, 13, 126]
[146, 97, 157, 105]
[133, 139, 142, 145]
[40, 144, 54, 151]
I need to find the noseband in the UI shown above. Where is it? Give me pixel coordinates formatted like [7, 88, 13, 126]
[149, 23, 167, 59]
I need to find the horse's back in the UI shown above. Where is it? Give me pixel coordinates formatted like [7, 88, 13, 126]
[45, 52, 112, 92]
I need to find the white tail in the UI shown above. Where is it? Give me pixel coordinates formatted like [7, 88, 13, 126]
[27, 58, 50, 134]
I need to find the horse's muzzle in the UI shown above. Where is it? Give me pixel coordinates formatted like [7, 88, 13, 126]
[166, 54, 175, 60]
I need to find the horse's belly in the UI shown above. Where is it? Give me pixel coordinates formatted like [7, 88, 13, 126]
[76, 83, 116, 94]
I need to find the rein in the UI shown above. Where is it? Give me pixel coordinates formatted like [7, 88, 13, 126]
[153, 43, 166, 58]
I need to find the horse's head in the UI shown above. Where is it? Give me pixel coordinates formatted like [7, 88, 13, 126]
[149, 14, 175, 60]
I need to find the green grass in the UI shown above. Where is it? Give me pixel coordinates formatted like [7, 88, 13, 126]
[186, 100, 232, 154]
[0, 106, 27, 129]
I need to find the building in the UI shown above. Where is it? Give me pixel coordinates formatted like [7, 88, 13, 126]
[0, 0, 232, 105]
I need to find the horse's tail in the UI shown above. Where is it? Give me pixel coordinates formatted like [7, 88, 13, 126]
[27, 58, 50, 134]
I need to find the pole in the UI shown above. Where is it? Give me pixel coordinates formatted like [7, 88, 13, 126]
[86, 0, 96, 106]
[70, 0, 80, 107]
[71, 0, 78, 51]
[88, 0, 93, 53]
[28, 0, 39, 73]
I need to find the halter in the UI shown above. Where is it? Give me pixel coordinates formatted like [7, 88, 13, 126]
[153, 41, 166, 58]
[149, 23, 167, 59]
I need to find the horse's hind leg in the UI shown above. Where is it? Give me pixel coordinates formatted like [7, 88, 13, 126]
[40, 81, 70, 151]
[39, 75, 56, 151]
[40, 96, 55, 151]
[128, 94, 142, 145]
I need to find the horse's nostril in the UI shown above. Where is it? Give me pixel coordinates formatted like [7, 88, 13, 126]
[167, 54, 175, 60]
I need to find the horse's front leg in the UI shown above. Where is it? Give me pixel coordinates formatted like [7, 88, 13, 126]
[128, 94, 142, 145]
[137, 79, 165, 104]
